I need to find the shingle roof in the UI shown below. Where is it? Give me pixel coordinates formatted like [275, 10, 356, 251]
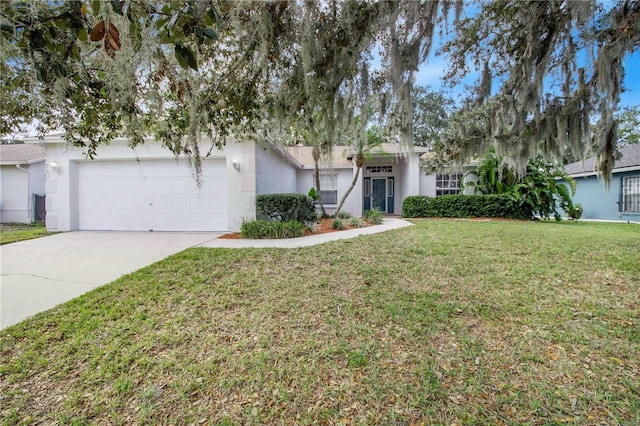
[564, 144, 640, 175]
[284, 145, 353, 167]
[284, 143, 429, 168]
[0, 144, 46, 165]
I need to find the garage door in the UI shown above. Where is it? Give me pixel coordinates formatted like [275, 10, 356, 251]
[77, 159, 227, 232]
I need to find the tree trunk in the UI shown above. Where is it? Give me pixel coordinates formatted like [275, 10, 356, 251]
[334, 153, 364, 217]
[313, 145, 328, 218]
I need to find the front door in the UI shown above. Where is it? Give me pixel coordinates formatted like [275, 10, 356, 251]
[372, 178, 387, 212]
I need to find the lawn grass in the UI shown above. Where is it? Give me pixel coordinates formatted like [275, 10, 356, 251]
[1, 220, 638, 425]
[0, 222, 54, 245]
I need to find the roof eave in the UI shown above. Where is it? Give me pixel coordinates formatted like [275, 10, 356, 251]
[567, 165, 640, 178]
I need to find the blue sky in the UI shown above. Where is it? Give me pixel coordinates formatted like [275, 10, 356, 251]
[415, 50, 639, 109]
[414, 4, 640, 110]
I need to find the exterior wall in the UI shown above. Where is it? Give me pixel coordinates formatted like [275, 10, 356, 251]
[43, 138, 257, 232]
[399, 157, 421, 213]
[563, 171, 640, 223]
[29, 161, 46, 198]
[296, 167, 354, 216]
[419, 168, 478, 200]
[255, 144, 297, 195]
[419, 172, 436, 197]
[1, 165, 30, 223]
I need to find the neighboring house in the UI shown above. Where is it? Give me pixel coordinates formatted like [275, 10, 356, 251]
[25, 134, 472, 232]
[0, 144, 46, 224]
[563, 144, 640, 222]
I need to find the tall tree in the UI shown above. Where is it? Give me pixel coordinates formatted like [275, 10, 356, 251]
[1, 0, 638, 185]
[412, 85, 454, 148]
[616, 105, 640, 148]
[436, 0, 639, 185]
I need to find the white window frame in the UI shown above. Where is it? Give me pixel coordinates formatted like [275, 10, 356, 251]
[436, 173, 462, 196]
[316, 173, 338, 205]
[622, 175, 640, 212]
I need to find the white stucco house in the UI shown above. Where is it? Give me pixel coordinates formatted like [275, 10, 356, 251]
[0, 144, 47, 224]
[24, 134, 474, 232]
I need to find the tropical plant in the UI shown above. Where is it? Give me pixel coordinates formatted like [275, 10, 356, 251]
[469, 150, 577, 220]
[349, 217, 364, 228]
[307, 188, 318, 202]
[335, 210, 352, 220]
[468, 147, 519, 194]
[566, 203, 584, 220]
[364, 208, 384, 225]
[331, 218, 345, 230]
[511, 159, 577, 221]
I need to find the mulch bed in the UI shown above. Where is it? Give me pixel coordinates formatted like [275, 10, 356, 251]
[219, 218, 373, 239]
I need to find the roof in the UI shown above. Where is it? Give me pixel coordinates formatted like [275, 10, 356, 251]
[564, 144, 640, 176]
[284, 143, 429, 168]
[0, 144, 46, 165]
[284, 145, 352, 168]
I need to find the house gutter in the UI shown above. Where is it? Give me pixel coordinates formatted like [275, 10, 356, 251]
[15, 163, 32, 222]
[565, 165, 640, 179]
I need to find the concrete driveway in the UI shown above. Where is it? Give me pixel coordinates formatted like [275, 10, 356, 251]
[0, 232, 220, 330]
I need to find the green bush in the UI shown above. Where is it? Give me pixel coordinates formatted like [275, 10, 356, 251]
[364, 208, 384, 224]
[240, 219, 305, 239]
[402, 194, 532, 220]
[304, 220, 319, 234]
[256, 193, 316, 223]
[331, 218, 345, 230]
[335, 211, 352, 219]
[349, 217, 364, 228]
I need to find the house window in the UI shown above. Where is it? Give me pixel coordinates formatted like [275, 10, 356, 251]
[622, 175, 640, 212]
[436, 173, 462, 196]
[316, 174, 338, 204]
[366, 166, 393, 173]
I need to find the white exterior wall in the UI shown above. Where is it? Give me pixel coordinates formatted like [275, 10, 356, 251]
[0, 165, 29, 223]
[29, 161, 46, 197]
[420, 173, 437, 197]
[296, 168, 355, 216]
[43, 138, 257, 232]
[334, 168, 356, 216]
[255, 144, 297, 195]
[350, 162, 364, 217]
[400, 157, 421, 212]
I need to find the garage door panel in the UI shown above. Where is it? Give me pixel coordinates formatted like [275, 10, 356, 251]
[77, 159, 227, 231]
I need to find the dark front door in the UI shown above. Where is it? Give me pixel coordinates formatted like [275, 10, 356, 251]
[372, 178, 387, 212]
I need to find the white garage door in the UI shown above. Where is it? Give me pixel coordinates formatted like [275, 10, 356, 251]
[77, 159, 227, 232]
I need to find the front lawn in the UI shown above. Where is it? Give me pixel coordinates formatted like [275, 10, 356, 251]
[1, 220, 638, 425]
[0, 222, 53, 245]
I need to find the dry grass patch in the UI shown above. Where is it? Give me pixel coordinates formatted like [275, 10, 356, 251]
[1, 220, 638, 425]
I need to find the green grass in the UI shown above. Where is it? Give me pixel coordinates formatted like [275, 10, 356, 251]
[0, 222, 54, 245]
[1, 220, 638, 425]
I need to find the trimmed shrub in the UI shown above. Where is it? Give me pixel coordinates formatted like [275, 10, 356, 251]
[335, 211, 352, 219]
[364, 208, 384, 224]
[331, 218, 345, 230]
[304, 220, 319, 234]
[240, 219, 305, 239]
[349, 217, 364, 228]
[256, 193, 316, 223]
[402, 194, 532, 220]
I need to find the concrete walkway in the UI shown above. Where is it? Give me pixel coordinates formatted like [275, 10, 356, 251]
[0, 218, 412, 329]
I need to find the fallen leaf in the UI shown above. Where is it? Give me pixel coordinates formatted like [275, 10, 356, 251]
[90, 20, 106, 41]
